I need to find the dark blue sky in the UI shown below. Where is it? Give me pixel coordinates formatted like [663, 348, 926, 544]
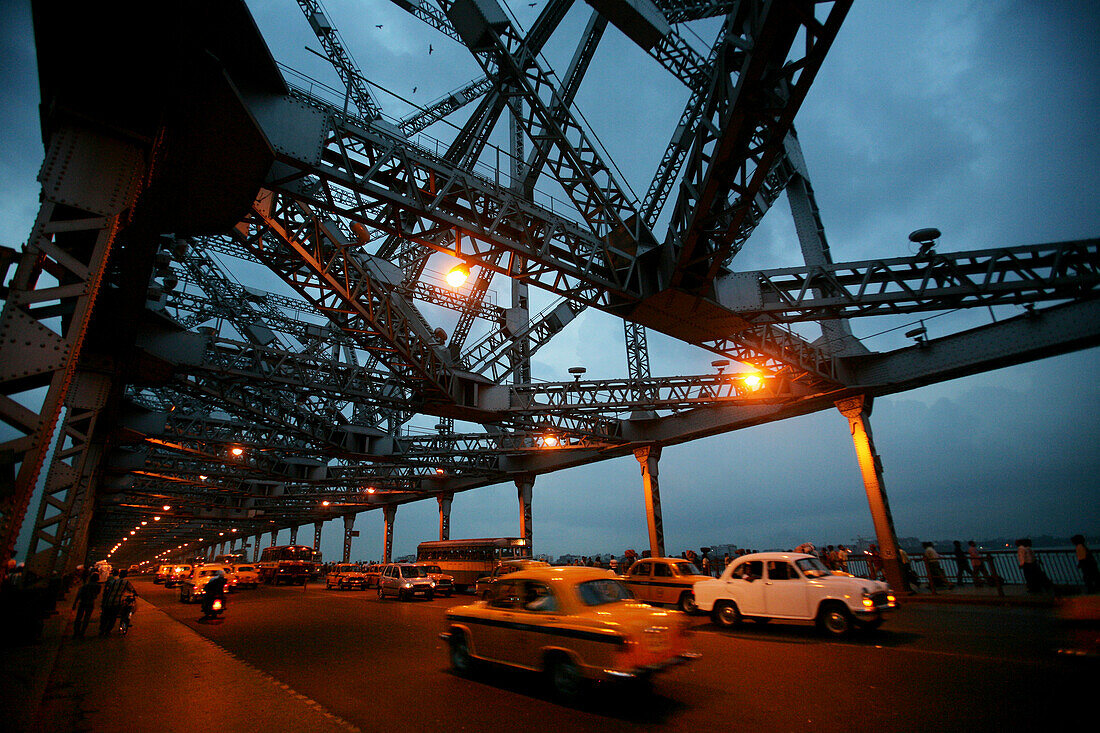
[3, 1, 1098, 563]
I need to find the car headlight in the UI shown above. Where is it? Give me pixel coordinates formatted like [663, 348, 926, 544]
[403, 582, 413, 589]
[429, 581, 436, 588]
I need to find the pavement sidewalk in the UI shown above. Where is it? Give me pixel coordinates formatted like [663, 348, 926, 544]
[3, 598, 361, 733]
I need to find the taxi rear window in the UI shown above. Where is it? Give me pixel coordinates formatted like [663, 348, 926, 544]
[576, 579, 633, 606]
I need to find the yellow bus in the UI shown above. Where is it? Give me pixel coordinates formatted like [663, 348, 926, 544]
[416, 538, 531, 592]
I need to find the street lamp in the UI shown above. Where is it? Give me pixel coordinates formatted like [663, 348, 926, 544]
[741, 373, 764, 391]
[446, 263, 470, 287]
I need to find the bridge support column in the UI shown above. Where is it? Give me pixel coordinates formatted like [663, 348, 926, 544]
[437, 494, 452, 541]
[270, 531, 278, 547]
[634, 446, 665, 558]
[342, 514, 356, 563]
[383, 505, 396, 563]
[516, 476, 534, 552]
[837, 395, 905, 592]
[289, 526, 298, 545]
[313, 521, 323, 552]
[253, 535, 262, 562]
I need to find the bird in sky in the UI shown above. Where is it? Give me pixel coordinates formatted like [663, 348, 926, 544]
[528, 2, 537, 6]
[375, 24, 383, 28]
[412, 86, 418, 93]
[429, 44, 433, 55]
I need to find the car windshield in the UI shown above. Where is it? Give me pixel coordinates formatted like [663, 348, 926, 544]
[400, 566, 428, 578]
[422, 565, 442, 573]
[237, 566, 254, 572]
[576, 579, 634, 606]
[672, 561, 701, 576]
[795, 557, 830, 578]
[337, 565, 355, 572]
[200, 570, 217, 577]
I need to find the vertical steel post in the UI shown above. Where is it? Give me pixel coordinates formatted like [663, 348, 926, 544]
[836, 396, 905, 592]
[313, 521, 323, 552]
[383, 505, 396, 563]
[342, 513, 355, 563]
[270, 531, 277, 547]
[437, 494, 452, 541]
[289, 525, 298, 545]
[253, 535, 262, 562]
[634, 446, 665, 558]
[515, 476, 534, 551]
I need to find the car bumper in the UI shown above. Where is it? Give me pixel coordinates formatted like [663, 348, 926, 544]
[854, 606, 893, 618]
[603, 652, 702, 680]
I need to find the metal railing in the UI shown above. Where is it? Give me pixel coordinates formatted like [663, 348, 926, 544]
[840, 549, 1087, 593]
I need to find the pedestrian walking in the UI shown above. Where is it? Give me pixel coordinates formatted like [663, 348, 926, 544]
[952, 541, 974, 586]
[1071, 534, 1099, 593]
[966, 541, 993, 586]
[923, 542, 951, 589]
[72, 570, 101, 638]
[824, 546, 836, 570]
[866, 544, 882, 580]
[1016, 538, 1052, 593]
[835, 545, 849, 573]
[99, 569, 136, 636]
[898, 547, 917, 592]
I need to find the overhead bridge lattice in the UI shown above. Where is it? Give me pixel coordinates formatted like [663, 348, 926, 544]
[2, 0, 1097, 576]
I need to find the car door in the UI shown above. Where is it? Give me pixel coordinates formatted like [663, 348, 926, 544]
[652, 560, 675, 603]
[480, 579, 522, 664]
[510, 580, 562, 667]
[763, 560, 810, 618]
[626, 560, 654, 603]
[381, 565, 395, 596]
[729, 560, 766, 616]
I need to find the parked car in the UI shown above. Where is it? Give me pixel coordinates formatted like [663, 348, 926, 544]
[416, 562, 455, 597]
[153, 564, 173, 584]
[474, 559, 550, 599]
[622, 556, 712, 614]
[693, 552, 897, 636]
[377, 563, 436, 600]
[180, 564, 233, 603]
[363, 563, 384, 588]
[326, 563, 369, 590]
[231, 563, 260, 589]
[441, 566, 699, 701]
[164, 564, 192, 588]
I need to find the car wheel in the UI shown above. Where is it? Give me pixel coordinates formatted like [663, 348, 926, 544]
[712, 601, 741, 627]
[449, 631, 475, 675]
[677, 592, 698, 615]
[549, 655, 586, 702]
[817, 602, 853, 637]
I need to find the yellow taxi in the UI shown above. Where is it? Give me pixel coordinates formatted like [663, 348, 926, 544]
[622, 557, 712, 614]
[441, 566, 698, 700]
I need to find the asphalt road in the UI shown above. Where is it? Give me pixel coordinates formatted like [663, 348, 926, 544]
[137, 579, 1088, 732]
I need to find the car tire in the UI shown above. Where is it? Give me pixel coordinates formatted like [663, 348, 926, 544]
[449, 631, 475, 675]
[817, 602, 853, 637]
[677, 592, 698, 615]
[548, 655, 586, 703]
[712, 601, 741, 627]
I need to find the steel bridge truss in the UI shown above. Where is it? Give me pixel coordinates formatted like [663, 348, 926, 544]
[6, 0, 1099, 572]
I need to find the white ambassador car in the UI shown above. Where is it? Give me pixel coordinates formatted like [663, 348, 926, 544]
[694, 552, 896, 636]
